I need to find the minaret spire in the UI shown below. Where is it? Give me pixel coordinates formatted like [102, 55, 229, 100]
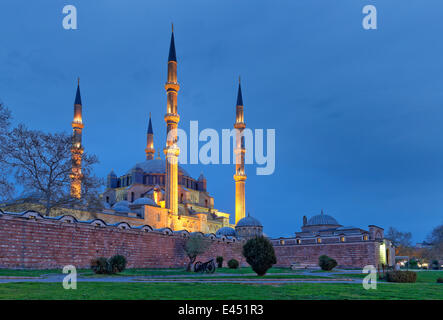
[234, 77, 246, 224]
[70, 78, 84, 199]
[145, 112, 155, 160]
[164, 25, 180, 214]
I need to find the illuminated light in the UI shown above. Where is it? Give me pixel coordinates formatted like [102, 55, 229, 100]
[340, 236, 345, 242]
[317, 238, 322, 244]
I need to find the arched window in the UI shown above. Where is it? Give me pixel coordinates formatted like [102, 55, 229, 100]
[340, 236, 345, 242]
[296, 239, 301, 245]
[317, 238, 322, 244]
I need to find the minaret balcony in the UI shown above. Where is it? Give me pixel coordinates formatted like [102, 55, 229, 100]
[165, 82, 180, 92]
[234, 122, 246, 129]
[164, 113, 180, 123]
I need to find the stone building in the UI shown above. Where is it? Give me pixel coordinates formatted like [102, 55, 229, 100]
[216, 213, 263, 240]
[270, 210, 395, 268]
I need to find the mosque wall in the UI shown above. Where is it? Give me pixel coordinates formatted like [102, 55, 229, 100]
[0, 212, 245, 269]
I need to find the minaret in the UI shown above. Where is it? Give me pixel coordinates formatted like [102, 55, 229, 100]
[145, 113, 155, 160]
[234, 77, 246, 224]
[70, 78, 84, 199]
[163, 24, 180, 214]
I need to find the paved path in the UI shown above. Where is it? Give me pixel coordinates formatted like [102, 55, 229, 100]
[0, 269, 366, 285]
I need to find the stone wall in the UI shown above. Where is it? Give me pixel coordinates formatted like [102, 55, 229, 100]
[0, 212, 245, 269]
[273, 241, 381, 268]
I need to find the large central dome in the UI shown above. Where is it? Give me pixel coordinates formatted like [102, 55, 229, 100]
[129, 159, 190, 177]
[131, 159, 191, 177]
[306, 213, 339, 226]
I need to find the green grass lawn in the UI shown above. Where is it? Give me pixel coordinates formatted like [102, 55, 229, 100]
[0, 267, 300, 278]
[0, 282, 441, 300]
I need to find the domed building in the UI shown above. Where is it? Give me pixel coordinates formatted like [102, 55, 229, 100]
[270, 210, 396, 269]
[235, 214, 263, 239]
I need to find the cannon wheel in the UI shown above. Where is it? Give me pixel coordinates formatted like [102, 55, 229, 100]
[194, 261, 202, 272]
[206, 260, 216, 273]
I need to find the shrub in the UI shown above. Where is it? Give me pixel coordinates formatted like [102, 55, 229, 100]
[228, 259, 239, 269]
[386, 271, 417, 283]
[431, 260, 440, 270]
[90, 257, 109, 274]
[406, 259, 419, 269]
[108, 255, 127, 273]
[242, 236, 277, 276]
[216, 256, 224, 268]
[318, 255, 338, 271]
[437, 277, 443, 283]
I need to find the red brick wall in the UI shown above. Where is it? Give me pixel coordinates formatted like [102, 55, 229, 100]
[0, 215, 245, 269]
[273, 242, 380, 268]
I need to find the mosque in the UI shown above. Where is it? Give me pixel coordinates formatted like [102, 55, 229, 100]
[68, 26, 262, 237]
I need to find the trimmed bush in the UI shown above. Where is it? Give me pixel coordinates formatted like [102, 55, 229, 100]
[228, 259, 239, 269]
[242, 236, 277, 276]
[386, 271, 417, 283]
[91, 255, 127, 274]
[318, 255, 337, 271]
[109, 255, 127, 273]
[216, 256, 224, 268]
[437, 277, 443, 283]
[90, 257, 109, 274]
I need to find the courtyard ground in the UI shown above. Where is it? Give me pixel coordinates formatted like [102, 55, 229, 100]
[0, 267, 441, 300]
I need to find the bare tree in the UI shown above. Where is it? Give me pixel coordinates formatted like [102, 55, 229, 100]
[183, 235, 211, 272]
[0, 102, 14, 200]
[1, 124, 103, 215]
[425, 224, 443, 260]
[385, 227, 413, 256]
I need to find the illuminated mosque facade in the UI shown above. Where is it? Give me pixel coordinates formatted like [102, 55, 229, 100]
[67, 27, 258, 236]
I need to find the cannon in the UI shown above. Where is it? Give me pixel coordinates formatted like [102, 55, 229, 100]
[194, 259, 216, 273]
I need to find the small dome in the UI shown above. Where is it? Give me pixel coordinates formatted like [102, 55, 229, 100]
[103, 202, 111, 209]
[112, 200, 131, 212]
[132, 197, 157, 206]
[307, 212, 339, 226]
[236, 215, 262, 227]
[216, 227, 236, 237]
[112, 200, 130, 208]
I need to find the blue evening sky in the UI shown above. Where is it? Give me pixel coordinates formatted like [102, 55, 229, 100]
[1, 0, 442, 242]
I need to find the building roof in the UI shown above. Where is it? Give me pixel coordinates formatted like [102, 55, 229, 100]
[168, 30, 177, 62]
[128, 159, 190, 177]
[147, 114, 153, 134]
[132, 197, 157, 206]
[74, 83, 82, 105]
[216, 227, 236, 237]
[236, 81, 243, 106]
[236, 214, 262, 227]
[306, 211, 340, 226]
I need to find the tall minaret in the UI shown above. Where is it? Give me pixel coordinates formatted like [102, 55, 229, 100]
[70, 78, 84, 199]
[145, 113, 155, 160]
[163, 24, 180, 214]
[234, 77, 246, 224]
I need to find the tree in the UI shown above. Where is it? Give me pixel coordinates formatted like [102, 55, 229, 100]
[425, 224, 443, 261]
[1, 124, 103, 215]
[242, 236, 277, 276]
[0, 102, 14, 200]
[183, 235, 211, 272]
[385, 227, 413, 255]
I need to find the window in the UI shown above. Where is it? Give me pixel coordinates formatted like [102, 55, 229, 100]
[363, 235, 369, 241]
[340, 236, 345, 242]
[296, 239, 301, 245]
[131, 192, 134, 202]
[106, 196, 109, 203]
[317, 238, 322, 244]
[279, 239, 285, 245]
